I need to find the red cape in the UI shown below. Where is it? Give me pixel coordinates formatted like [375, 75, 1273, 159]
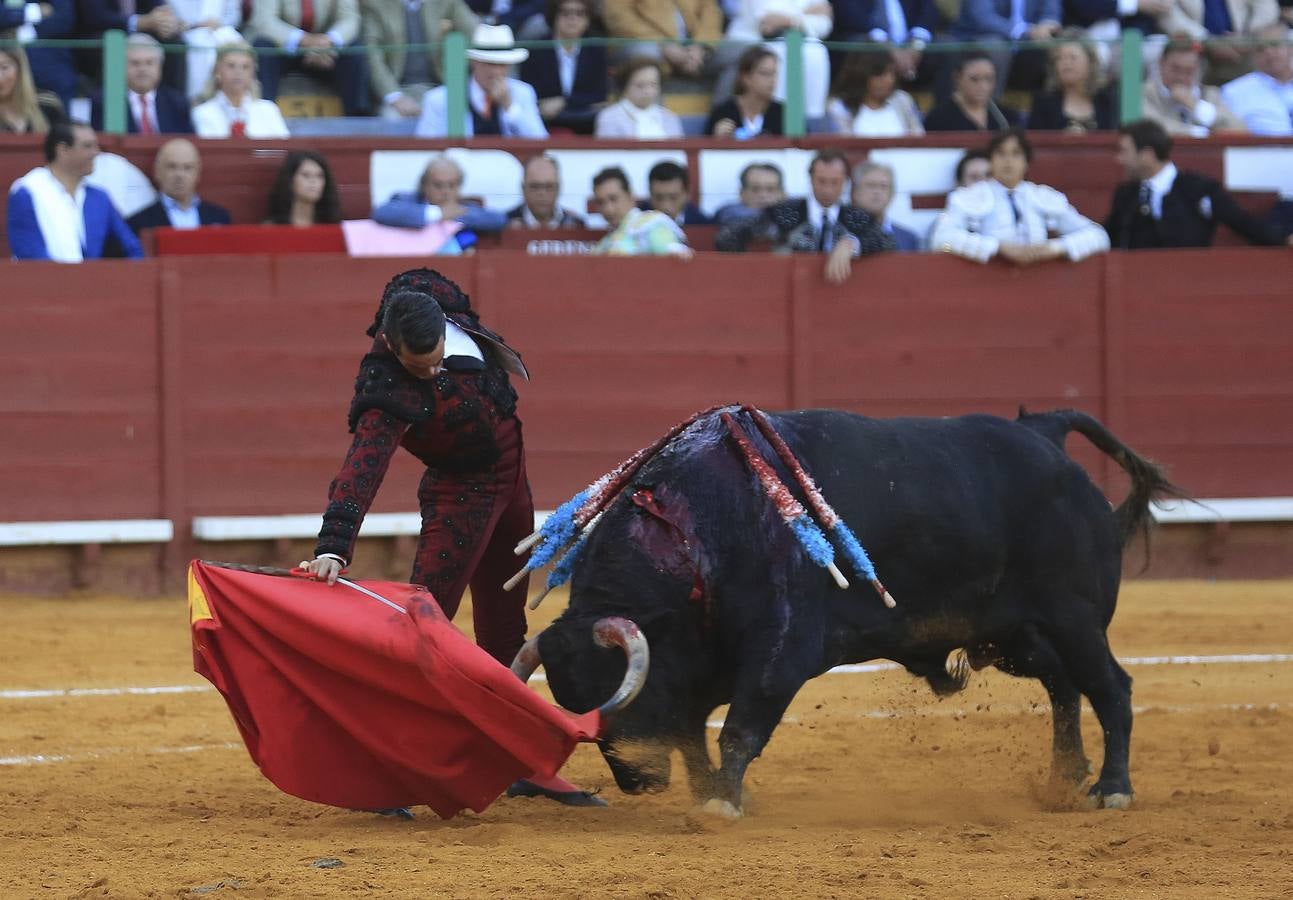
[188, 561, 600, 819]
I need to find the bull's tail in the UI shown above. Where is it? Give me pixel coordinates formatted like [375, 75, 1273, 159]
[1016, 407, 1187, 549]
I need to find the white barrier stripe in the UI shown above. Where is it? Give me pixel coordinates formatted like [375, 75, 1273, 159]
[0, 685, 214, 700]
[0, 742, 241, 767]
[3, 653, 1291, 701]
[705, 701, 1287, 729]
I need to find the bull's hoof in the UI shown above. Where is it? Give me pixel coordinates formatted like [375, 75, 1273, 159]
[1086, 786, 1135, 810]
[699, 798, 743, 819]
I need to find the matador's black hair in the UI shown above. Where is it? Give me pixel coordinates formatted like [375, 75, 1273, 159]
[366, 267, 474, 337]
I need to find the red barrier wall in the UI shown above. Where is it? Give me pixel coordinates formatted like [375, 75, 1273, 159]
[5, 249, 1292, 542]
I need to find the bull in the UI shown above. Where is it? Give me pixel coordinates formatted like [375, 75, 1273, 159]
[513, 407, 1179, 817]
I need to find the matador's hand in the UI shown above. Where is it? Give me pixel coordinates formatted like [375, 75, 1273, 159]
[300, 556, 344, 585]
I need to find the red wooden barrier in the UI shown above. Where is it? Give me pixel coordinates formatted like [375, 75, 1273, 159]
[4, 248, 1292, 536]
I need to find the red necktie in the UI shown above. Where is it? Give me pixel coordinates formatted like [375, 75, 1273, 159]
[230, 119, 246, 137]
[300, 0, 315, 33]
[138, 94, 154, 134]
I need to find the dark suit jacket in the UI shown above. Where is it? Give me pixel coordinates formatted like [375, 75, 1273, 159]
[636, 200, 712, 226]
[1104, 170, 1284, 249]
[1062, 0, 1159, 32]
[1027, 88, 1117, 131]
[716, 197, 895, 254]
[830, 0, 939, 39]
[75, 0, 164, 35]
[505, 203, 587, 228]
[128, 199, 232, 234]
[91, 86, 195, 134]
[519, 44, 609, 111]
[4, 0, 77, 106]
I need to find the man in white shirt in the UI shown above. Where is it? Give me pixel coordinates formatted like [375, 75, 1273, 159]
[1221, 24, 1293, 136]
[415, 25, 548, 138]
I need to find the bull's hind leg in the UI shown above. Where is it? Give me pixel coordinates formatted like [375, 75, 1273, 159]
[994, 627, 1091, 787]
[1044, 622, 1135, 809]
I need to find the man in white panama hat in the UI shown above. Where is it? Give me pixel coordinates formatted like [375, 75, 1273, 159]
[415, 24, 549, 137]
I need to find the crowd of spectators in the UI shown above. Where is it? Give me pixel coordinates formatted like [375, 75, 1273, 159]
[3, 0, 1292, 139]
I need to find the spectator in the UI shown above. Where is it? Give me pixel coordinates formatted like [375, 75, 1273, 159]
[594, 57, 684, 138]
[590, 166, 693, 257]
[830, 0, 938, 81]
[363, 0, 477, 120]
[506, 154, 586, 228]
[1158, 0, 1281, 80]
[1028, 29, 1117, 132]
[92, 34, 195, 134]
[416, 24, 548, 137]
[74, 0, 186, 92]
[706, 46, 785, 137]
[1105, 118, 1291, 247]
[1061, 0, 1165, 50]
[714, 161, 786, 224]
[1221, 23, 1293, 135]
[8, 0, 77, 108]
[7, 121, 143, 261]
[931, 128, 1109, 264]
[170, 0, 244, 100]
[192, 41, 291, 137]
[1143, 38, 1246, 135]
[955, 148, 992, 187]
[950, 0, 1061, 94]
[372, 155, 509, 235]
[264, 149, 341, 226]
[716, 149, 895, 285]
[924, 53, 1021, 131]
[603, 0, 725, 86]
[852, 160, 920, 250]
[519, 0, 608, 134]
[826, 50, 924, 136]
[722, 0, 833, 118]
[250, 0, 368, 117]
[128, 137, 231, 232]
[640, 160, 712, 225]
[0, 45, 64, 134]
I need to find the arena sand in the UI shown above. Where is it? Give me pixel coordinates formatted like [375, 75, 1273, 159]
[1, 581, 1291, 899]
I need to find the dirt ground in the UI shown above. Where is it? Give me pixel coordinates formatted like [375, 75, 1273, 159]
[2, 580, 1291, 899]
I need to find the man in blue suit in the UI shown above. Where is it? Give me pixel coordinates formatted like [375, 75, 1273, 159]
[128, 139, 231, 234]
[3, 0, 78, 108]
[638, 161, 712, 226]
[7, 122, 144, 261]
[91, 35, 194, 134]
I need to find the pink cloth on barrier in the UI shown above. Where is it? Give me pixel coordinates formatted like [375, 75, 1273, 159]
[341, 219, 462, 256]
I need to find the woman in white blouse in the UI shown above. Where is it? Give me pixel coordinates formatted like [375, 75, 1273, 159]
[723, 0, 833, 119]
[192, 41, 290, 139]
[170, 0, 243, 100]
[827, 51, 924, 137]
[593, 57, 684, 139]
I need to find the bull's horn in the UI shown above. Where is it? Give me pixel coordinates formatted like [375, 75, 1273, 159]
[510, 632, 544, 683]
[592, 616, 650, 716]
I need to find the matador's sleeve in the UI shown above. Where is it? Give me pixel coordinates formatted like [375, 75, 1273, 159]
[314, 409, 409, 565]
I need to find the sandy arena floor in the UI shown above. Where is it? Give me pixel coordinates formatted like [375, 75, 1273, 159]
[2, 580, 1291, 899]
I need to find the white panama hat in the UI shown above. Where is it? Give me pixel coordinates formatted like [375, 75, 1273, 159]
[465, 24, 529, 65]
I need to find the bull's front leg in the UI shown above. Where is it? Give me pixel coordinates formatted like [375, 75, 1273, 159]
[679, 711, 718, 802]
[706, 687, 798, 819]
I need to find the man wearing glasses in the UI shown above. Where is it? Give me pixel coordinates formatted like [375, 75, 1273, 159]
[506, 154, 586, 229]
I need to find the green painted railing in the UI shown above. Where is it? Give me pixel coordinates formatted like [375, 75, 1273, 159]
[23, 28, 1205, 135]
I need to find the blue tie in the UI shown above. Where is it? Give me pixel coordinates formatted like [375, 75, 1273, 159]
[1201, 0, 1232, 35]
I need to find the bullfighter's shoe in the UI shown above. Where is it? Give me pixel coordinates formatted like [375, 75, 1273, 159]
[507, 773, 608, 807]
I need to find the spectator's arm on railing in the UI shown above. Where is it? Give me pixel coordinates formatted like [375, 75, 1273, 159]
[931, 187, 1000, 263]
[1210, 184, 1289, 246]
[1037, 186, 1110, 261]
[372, 193, 436, 229]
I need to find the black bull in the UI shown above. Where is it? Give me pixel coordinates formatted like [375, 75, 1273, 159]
[529, 407, 1179, 815]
